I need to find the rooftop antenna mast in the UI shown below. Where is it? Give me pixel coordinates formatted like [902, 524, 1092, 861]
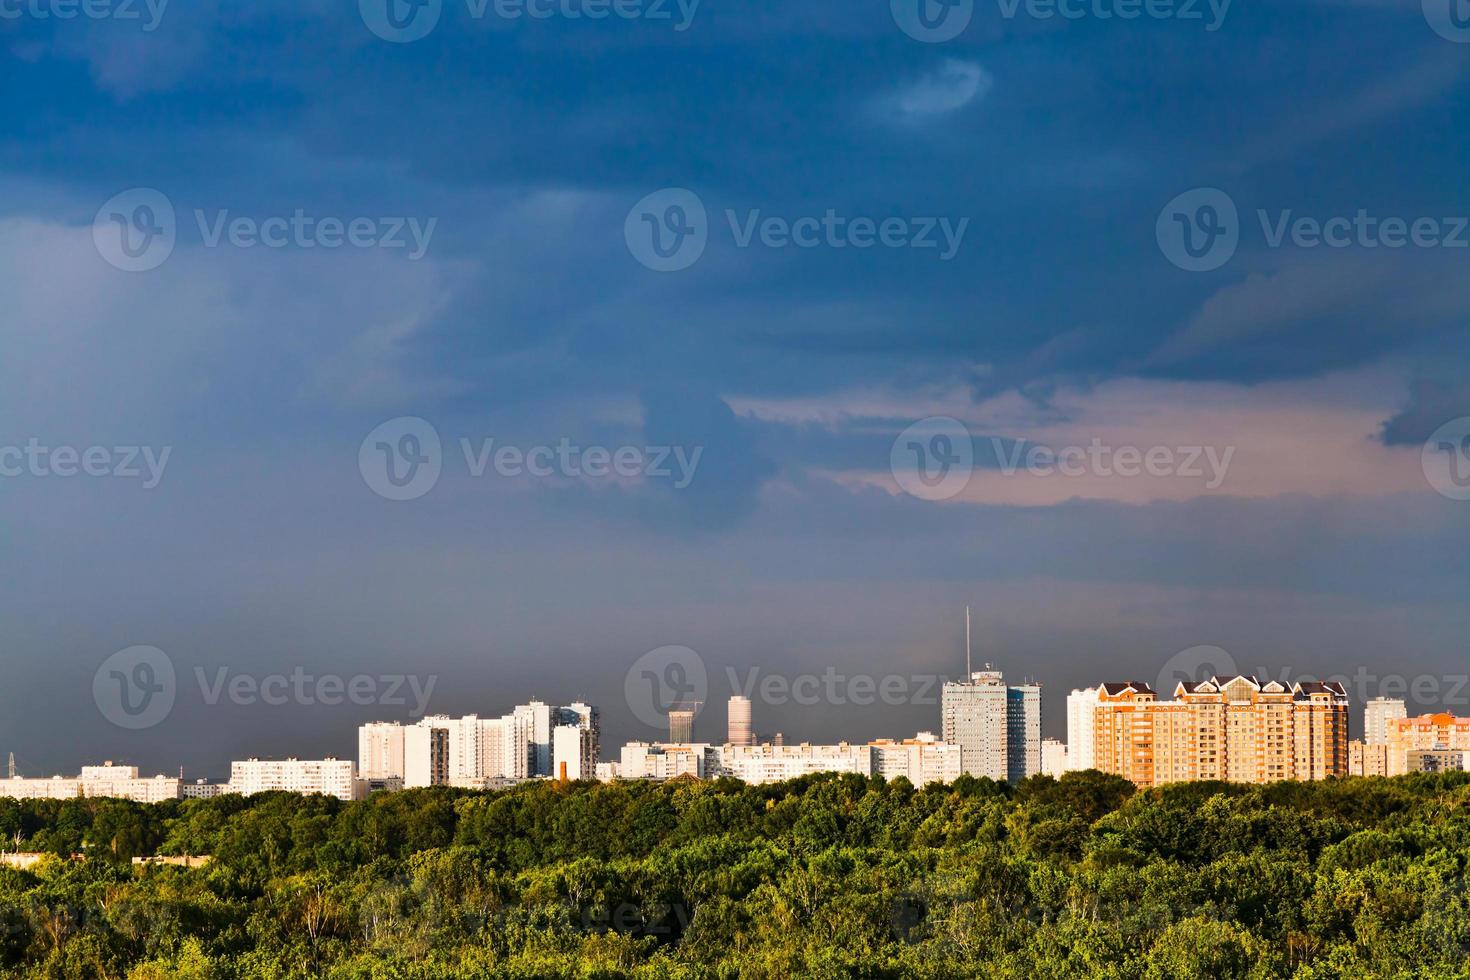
[6, 753, 13, 779]
[965, 606, 972, 678]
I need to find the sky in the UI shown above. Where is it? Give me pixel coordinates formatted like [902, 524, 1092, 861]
[1, 0, 1469, 778]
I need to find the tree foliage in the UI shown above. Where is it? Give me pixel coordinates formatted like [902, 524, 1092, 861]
[0, 771, 1467, 978]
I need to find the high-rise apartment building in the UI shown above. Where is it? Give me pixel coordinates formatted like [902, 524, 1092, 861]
[1385, 713, 1470, 776]
[940, 666, 1040, 783]
[404, 723, 449, 788]
[1364, 697, 1407, 746]
[1092, 675, 1349, 787]
[1066, 686, 1098, 771]
[548, 703, 600, 781]
[727, 696, 753, 746]
[560, 702, 601, 774]
[358, 721, 406, 780]
[362, 701, 598, 787]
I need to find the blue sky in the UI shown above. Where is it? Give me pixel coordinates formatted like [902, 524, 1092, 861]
[1, 0, 1468, 775]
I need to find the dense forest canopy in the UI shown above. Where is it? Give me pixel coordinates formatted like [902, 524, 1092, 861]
[1, 771, 1468, 978]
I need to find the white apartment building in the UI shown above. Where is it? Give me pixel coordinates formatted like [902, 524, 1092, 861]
[513, 701, 556, 776]
[617, 743, 716, 780]
[366, 702, 599, 789]
[404, 722, 449, 788]
[941, 667, 1041, 782]
[615, 735, 964, 786]
[358, 721, 406, 780]
[716, 743, 875, 784]
[1364, 697, 1407, 746]
[0, 763, 182, 803]
[182, 780, 227, 799]
[1041, 738, 1068, 777]
[228, 758, 364, 801]
[868, 733, 962, 786]
[1066, 686, 1098, 771]
[553, 723, 597, 780]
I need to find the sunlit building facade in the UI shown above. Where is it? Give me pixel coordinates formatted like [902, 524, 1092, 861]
[1093, 675, 1349, 787]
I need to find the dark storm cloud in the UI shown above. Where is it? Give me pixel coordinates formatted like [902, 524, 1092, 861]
[1, 0, 1468, 773]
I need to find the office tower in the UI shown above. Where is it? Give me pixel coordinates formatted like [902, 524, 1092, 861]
[668, 708, 696, 744]
[1066, 686, 1099, 771]
[942, 667, 1008, 780]
[1041, 738, 1067, 777]
[941, 665, 1039, 782]
[1092, 675, 1350, 787]
[1007, 682, 1041, 781]
[358, 721, 406, 780]
[1364, 697, 1407, 746]
[727, 696, 753, 746]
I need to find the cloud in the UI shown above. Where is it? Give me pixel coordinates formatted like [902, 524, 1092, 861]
[738, 372, 1431, 506]
[1380, 374, 1470, 446]
[875, 59, 992, 123]
[1144, 251, 1470, 381]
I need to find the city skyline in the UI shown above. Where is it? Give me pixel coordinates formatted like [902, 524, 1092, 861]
[9, 685, 1464, 803]
[12, 639, 1468, 786]
[3, 2, 1469, 788]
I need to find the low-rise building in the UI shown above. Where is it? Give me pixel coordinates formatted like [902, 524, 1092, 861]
[0, 763, 182, 803]
[228, 758, 364, 801]
[1041, 738, 1068, 777]
[614, 735, 964, 786]
[716, 742, 875, 784]
[182, 780, 228, 799]
[1349, 740, 1389, 777]
[1404, 749, 1465, 774]
[617, 743, 716, 781]
[869, 733, 963, 786]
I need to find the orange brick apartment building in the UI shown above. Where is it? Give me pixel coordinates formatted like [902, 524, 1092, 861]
[1091, 675, 1350, 787]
